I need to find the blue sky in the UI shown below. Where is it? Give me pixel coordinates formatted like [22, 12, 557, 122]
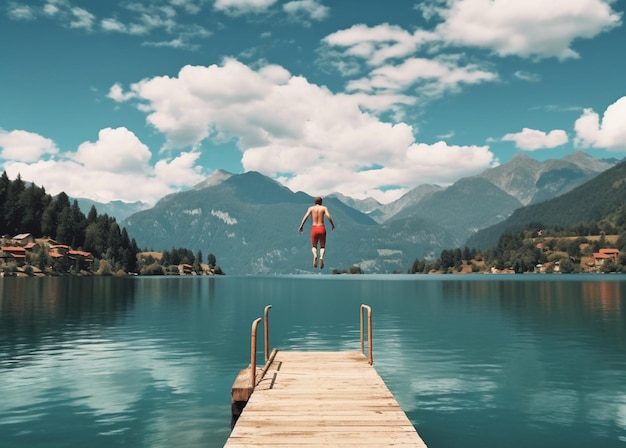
[1, 0, 625, 205]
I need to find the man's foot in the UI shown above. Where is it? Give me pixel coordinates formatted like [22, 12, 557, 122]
[320, 259, 324, 269]
[313, 257, 317, 268]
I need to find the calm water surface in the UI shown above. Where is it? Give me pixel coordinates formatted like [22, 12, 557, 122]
[1, 275, 625, 447]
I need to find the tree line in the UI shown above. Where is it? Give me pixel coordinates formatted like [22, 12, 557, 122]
[139, 247, 223, 275]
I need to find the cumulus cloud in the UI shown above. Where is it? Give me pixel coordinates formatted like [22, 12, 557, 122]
[501, 128, 569, 151]
[320, 0, 620, 111]
[2, 128, 205, 204]
[154, 151, 204, 186]
[432, 0, 622, 60]
[574, 97, 626, 151]
[110, 58, 497, 203]
[0, 130, 59, 162]
[74, 127, 152, 172]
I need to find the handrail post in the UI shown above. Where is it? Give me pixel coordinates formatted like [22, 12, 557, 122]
[360, 304, 373, 365]
[250, 317, 262, 388]
[264, 305, 272, 363]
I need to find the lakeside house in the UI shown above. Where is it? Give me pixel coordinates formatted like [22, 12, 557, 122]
[179, 263, 193, 275]
[593, 248, 619, 265]
[0, 246, 26, 264]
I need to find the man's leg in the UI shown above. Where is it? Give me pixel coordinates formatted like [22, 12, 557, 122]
[319, 231, 327, 269]
[312, 246, 318, 268]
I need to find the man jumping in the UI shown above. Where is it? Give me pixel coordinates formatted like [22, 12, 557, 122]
[298, 196, 336, 269]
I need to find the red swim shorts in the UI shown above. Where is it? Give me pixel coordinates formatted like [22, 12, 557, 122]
[310, 225, 327, 248]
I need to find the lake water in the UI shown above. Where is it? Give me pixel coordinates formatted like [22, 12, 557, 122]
[1, 275, 625, 448]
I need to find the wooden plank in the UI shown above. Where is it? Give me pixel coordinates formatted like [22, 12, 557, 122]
[224, 351, 427, 448]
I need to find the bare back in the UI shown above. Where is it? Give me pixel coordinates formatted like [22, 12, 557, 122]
[299, 200, 335, 234]
[309, 205, 329, 226]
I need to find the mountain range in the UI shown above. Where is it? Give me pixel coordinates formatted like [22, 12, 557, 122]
[467, 155, 626, 249]
[110, 151, 618, 275]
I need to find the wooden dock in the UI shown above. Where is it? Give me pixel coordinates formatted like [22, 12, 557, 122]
[225, 350, 427, 447]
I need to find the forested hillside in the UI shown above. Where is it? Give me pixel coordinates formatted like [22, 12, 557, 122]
[467, 160, 626, 249]
[0, 172, 139, 274]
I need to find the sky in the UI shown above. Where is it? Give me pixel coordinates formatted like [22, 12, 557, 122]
[1, 0, 626, 206]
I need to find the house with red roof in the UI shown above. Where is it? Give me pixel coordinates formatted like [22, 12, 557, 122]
[593, 248, 620, 265]
[0, 246, 26, 265]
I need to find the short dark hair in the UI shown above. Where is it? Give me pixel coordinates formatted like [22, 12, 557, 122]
[314, 196, 322, 205]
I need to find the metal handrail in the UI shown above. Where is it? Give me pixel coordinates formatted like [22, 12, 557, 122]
[360, 304, 373, 365]
[264, 305, 272, 363]
[250, 305, 272, 388]
[249, 317, 262, 388]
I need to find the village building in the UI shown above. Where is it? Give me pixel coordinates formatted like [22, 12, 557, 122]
[179, 263, 193, 275]
[12, 233, 35, 245]
[593, 248, 620, 265]
[0, 246, 26, 265]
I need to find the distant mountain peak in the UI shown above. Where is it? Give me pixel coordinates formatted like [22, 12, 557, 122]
[192, 169, 233, 190]
[479, 151, 615, 205]
[328, 192, 382, 214]
[561, 150, 615, 173]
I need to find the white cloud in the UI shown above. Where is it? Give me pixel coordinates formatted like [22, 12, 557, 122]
[101, 2, 178, 36]
[0, 130, 59, 162]
[323, 23, 434, 67]
[74, 127, 152, 172]
[69, 6, 94, 30]
[2, 128, 205, 204]
[101, 17, 127, 33]
[7, 3, 36, 21]
[346, 56, 497, 100]
[283, 0, 329, 23]
[502, 128, 569, 151]
[433, 0, 622, 60]
[108, 83, 136, 102]
[43, 0, 62, 17]
[322, 24, 497, 105]
[574, 97, 626, 151]
[214, 0, 278, 15]
[169, 0, 202, 15]
[110, 59, 497, 203]
[9, 0, 208, 50]
[9, 0, 97, 30]
[404, 140, 496, 178]
[514, 71, 541, 82]
[154, 151, 204, 186]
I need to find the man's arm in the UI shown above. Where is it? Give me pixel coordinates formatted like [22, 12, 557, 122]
[325, 208, 336, 231]
[298, 208, 312, 233]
